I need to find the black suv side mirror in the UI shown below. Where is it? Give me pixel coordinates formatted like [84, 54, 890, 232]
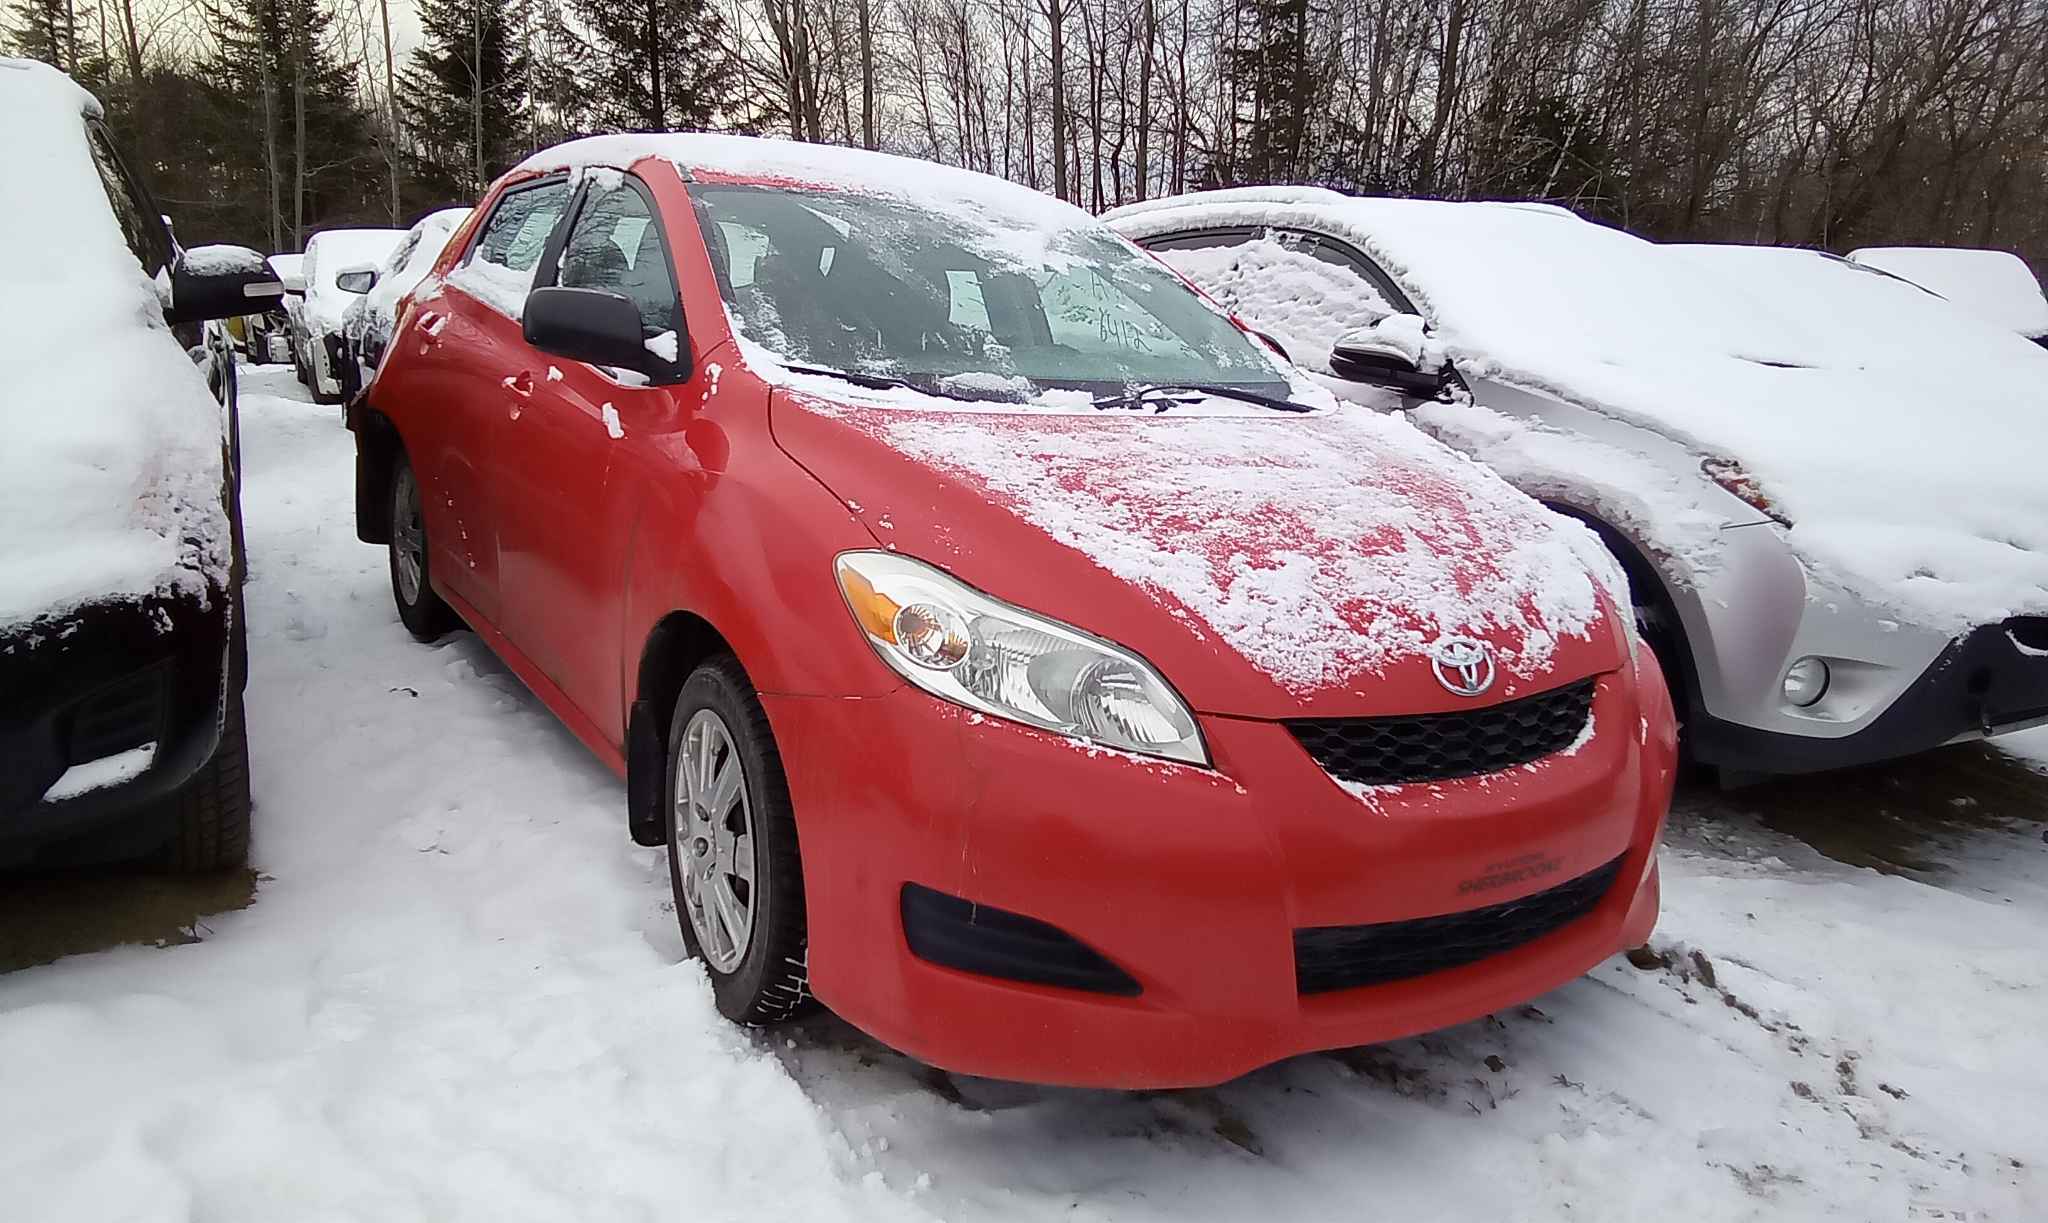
[523, 286, 690, 383]
[1328, 313, 1448, 398]
[166, 244, 286, 324]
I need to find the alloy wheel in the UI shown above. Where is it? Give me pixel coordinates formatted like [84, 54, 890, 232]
[674, 708, 756, 973]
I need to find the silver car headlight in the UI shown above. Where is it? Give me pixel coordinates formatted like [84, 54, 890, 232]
[834, 551, 1207, 766]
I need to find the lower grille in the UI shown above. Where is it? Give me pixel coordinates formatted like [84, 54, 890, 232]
[1288, 679, 1594, 786]
[901, 884, 1141, 996]
[68, 665, 168, 765]
[2007, 617, 2048, 654]
[1294, 856, 1623, 994]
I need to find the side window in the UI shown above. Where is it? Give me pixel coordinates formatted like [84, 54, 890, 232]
[469, 179, 572, 274]
[556, 178, 680, 343]
[1143, 227, 1405, 371]
[85, 124, 172, 279]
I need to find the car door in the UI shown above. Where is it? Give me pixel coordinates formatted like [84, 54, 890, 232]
[494, 171, 691, 732]
[405, 175, 575, 626]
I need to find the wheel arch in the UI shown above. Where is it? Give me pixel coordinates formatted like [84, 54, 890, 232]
[626, 611, 741, 846]
[1542, 501, 1702, 722]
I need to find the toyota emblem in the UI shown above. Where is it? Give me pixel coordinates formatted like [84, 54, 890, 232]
[1428, 636, 1495, 697]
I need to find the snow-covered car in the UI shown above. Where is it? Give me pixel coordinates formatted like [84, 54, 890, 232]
[288, 226, 404, 404]
[1848, 246, 2048, 348]
[335, 207, 471, 401]
[1108, 189, 2048, 777]
[2, 59, 283, 870]
[351, 135, 1677, 1087]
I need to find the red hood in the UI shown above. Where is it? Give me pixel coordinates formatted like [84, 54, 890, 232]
[772, 392, 1626, 719]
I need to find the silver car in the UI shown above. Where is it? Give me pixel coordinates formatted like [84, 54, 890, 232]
[1107, 189, 2048, 777]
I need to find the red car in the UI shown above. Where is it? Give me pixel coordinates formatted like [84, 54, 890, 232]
[350, 135, 1677, 1088]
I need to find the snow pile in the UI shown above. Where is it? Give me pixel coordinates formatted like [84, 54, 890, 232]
[0, 58, 228, 631]
[1110, 193, 2048, 633]
[822, 401, 1622, 692]
[342, 207, 470, 363]
[1850, 245, 2048, 340]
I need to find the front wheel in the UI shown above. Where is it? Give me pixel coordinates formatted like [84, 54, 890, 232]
[164, 685, 251, 872]
[387, 453, 457, 641]
[665, 655, 813, 1026]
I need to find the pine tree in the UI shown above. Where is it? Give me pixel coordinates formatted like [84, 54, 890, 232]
[204, 0, 381, 250]
[402, 0, 529, 201]
[5, 0, 104, 84]
[567, 0, 748, 132]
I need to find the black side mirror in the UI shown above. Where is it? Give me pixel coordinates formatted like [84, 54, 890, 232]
[167, 244, 285, 324]
[523, 286, 689, 383]
[334, 264, 379, 294]
[1328, 313, 1447, 398]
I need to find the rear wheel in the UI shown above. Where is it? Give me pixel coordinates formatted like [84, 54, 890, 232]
[665, 655, 812, 1026]
[388, 453, 457, 641]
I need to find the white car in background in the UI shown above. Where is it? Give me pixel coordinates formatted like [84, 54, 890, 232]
[1849, 246, 2048, 348]
[286, 227, 405, 404]
[335, 207, 470, 401]
[1107, 188, 2048, 778]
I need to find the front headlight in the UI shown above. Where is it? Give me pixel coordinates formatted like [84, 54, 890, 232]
[834, 551, 1208, 766]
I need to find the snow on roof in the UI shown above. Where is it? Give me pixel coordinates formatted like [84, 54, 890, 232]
[1849, 246, 2048, 339]
[517, 133, 1090, 232]
[1109, 192, 2048, 631]
[0, 58, 227, 631]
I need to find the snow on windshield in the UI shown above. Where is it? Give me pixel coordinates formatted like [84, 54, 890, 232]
[0, 59, 228, 631]
[1111, 194, 2048, 632]
[690, 183, 1277, 395]
[1849, 246, 2048, 339]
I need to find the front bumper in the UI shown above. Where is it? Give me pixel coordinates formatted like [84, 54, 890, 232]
[1691, 617, 2048, 774]
[765, 658, 1675, 1088]
[0, 590, 231, 867]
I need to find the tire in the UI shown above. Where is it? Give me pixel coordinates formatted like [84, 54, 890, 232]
[664, 655, 813, 1026]
[165, 685, 251, 872]
[309, 345, 342, 406]
[387, 452, 458, 641]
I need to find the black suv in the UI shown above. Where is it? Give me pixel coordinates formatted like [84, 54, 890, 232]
[1, 60, 283, 871]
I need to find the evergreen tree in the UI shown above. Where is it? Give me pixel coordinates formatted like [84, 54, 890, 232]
[567, 0, 748, 132]
[5, 0, 103, 83]
[401, 0, 529, 200]
[204, 0, 382, 250]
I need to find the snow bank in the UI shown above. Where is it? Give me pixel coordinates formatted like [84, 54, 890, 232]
[1110, 193, 2048, 633]
[1850, 245, 2048, 339]
[0, 58, 228, 631]
[812, 399, 1623, 692]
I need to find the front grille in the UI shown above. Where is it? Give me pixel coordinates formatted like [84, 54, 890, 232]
[1294, 856, 1623, 994]
[1288, 679, 1594, 786]
[901, 884, 1141, 996]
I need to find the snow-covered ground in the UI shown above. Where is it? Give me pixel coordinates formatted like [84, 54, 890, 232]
[4, 365, 2046, 1221]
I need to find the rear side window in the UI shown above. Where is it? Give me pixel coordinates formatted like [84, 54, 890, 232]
[470, 179, 572, 273]
[557, 178, 679, 343]
[1143, 228, 1408, 371]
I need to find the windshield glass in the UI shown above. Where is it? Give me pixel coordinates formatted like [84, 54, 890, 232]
[690, 183, 1285, 396]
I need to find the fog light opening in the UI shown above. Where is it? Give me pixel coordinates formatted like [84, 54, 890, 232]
[1783, 656, 1830, 708]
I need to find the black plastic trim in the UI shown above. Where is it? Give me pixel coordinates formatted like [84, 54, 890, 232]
[901, 883, 1141, 997]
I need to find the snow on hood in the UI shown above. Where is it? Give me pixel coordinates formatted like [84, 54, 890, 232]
[0, 59, 227, 631]
[1109, 193, 2048, 633]
[774, 387, 1627, 713]
[1848, 246, 2048, 340]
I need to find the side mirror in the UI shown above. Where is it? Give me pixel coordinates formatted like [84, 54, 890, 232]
[166, 244, 285, 325]
[335, 264, 379, 294]
[523, 286, 689, 382]
[1328, 313, 1445, 398]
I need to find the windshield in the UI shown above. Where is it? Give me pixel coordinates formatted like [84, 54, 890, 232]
[690, 184, 1285, 397]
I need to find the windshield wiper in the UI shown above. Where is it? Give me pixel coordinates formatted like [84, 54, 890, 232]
[778, 362, 924, 392]
[1089, 383, 1313, 414]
